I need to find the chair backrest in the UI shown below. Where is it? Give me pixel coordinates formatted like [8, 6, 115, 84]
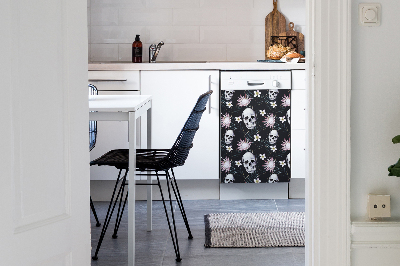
[163, 90, 213, 168]
[89, 84, 98, 151]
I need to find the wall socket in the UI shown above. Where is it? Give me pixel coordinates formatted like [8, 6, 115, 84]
[367, 194, 391, 219]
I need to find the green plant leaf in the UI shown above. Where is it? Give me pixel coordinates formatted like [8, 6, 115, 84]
[392, 135, 400, 144]
[388, 158, 400, 177]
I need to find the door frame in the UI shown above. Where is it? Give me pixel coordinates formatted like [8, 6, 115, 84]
[306, 0, 351, 265]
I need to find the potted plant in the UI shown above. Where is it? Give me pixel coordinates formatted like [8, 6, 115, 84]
[388, 135, 400, 176]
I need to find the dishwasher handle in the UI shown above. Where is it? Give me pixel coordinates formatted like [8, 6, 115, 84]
[247, 81, 265, 86]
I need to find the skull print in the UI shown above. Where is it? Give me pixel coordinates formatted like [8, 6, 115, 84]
[224, 130, 234, 145]
[268, 174, 279, 183]
[242, 108, 256, 130]
[268, 130, 279, 145]
[224, 90, 234, 101]
[268, 89, 279, 100]
[224, 174, 234, 183]
[242, 152, 256, 173]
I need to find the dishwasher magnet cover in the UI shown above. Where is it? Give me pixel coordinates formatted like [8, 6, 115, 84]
[220, 89, 291, 184]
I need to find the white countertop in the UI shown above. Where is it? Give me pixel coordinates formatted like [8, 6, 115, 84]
[89, 62, 306, 71]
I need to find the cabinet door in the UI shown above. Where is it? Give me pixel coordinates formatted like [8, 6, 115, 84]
[88, 71, 141, 180]
[141, 70, 219, 180]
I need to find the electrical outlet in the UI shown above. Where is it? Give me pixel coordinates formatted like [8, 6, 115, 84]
[368, 194, 391, 219]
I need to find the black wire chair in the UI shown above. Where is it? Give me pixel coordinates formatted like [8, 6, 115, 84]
[89, 84, 101, 228]
[90, 90, 213, 262]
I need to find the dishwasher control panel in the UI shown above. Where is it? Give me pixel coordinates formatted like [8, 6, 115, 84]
[221, 71, 291, 90]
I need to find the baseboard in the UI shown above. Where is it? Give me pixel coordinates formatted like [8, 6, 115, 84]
[219, 183, 288, 200]
[289, 178, 305, 198]
[90, 179, 305, 201]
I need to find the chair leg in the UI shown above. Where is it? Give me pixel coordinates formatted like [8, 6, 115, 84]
[90, 196, 101, 227]
[92, 169, 128, 261]
[112, 178, 128, 239]
[156, 171, 182, 262]
[168, 169, 193, 239]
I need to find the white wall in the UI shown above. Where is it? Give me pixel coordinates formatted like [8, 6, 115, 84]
[351, 1, 400, 264]
[87, 0, 305, 62]
[351, 0, 400, 220]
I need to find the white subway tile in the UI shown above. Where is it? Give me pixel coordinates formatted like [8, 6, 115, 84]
[146, 0, 199, 9]
[91, 44, 119, 62]
[173, 8, 226, 26]
[225, 0, 253, 8]
[119, 8, 173, 26]
[147, 26, 199, 44]
[280, 1, 306, 24]
[91, 0, 146, 8]
[91, 26, 146, 44]
[227, 8, 266, 26]
[201, 0, 252, 8]
[253, 0, 271, 9]
[227, 43, 264, 61]
[252, 26, 265, 44]
[118, 44, 132, 62]
[172, 44, 226, 61]
[199, 0, 228, 8]
[91, 7, 118, 26]
[253, 0, 306, 26]
[200, 26, 252, 44]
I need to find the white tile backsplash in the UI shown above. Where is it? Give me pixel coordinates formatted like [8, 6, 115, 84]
[146, 0, 199, 9]
[227, 8, 267, 26]
[118, 43, 132, 61]
[91, 43, 119, 62]
[200, 26, 253, 44]
[173, 44, 226, 61]
[119, 8, 173, 26]
[173, 8, 226, 26]
[91, 0, 146, 8]
[91, 7, 118, 26]
[227, 43, 264, 61]
[91, 26, 146, 43]
[88, 0, 305, 62]
[147, 26, 199, 44]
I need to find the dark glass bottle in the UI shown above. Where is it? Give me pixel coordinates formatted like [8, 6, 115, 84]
[132, 35, 142, 63]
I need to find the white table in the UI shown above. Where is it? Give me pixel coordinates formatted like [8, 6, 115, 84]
[89, 94, 152, 266]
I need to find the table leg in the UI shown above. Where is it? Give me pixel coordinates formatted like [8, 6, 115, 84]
[128, 112, 136, 266]
[147, 106, 152, 231]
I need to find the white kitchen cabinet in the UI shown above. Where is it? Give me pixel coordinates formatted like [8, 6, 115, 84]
[88, 70, 141, 180]
[141, 70, 219, 180]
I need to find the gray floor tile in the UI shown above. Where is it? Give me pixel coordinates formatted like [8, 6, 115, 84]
[91, 199, 305, 266]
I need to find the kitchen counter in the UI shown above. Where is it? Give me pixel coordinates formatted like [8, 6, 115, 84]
[89, 62, 306, 71]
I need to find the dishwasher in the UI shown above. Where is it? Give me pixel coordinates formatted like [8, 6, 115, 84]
[220, 71, 291, 184]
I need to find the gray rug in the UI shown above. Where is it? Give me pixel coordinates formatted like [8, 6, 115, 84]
[204, 212, 305, 248]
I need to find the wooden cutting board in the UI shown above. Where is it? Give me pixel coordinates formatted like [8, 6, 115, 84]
[279, 22, 304, 52]
[265, 0, 286, 59]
